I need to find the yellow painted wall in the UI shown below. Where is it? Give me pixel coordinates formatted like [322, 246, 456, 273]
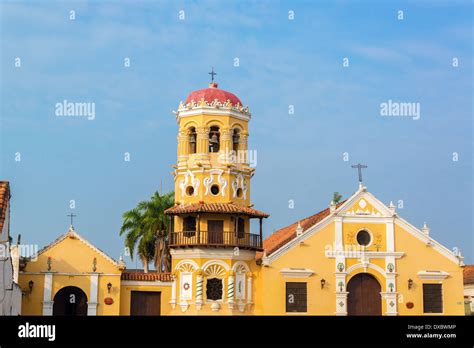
[394, 224, 464, 315]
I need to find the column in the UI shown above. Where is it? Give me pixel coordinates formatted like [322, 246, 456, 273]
[177, 130, 189, 167]
[246, 272, 253, 306]
[335, 272, 348, 316]
[220, 129, 232, 163]
[240, 133, 248, 164]
[195, 269, 203, 310]
[227, 271, 235, 310]
[195, 127, 210, 166]
[42, 272, 54, 316]
[170, 273, 177, 309]
[87, 273, 99, 316]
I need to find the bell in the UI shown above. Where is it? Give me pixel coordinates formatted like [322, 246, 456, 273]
[189, 134, 196, 143]
[210, 133, 218, 144]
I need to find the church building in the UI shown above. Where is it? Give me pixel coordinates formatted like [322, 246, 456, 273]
[17, 80, 466, 316]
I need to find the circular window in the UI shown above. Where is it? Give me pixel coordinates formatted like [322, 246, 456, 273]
[236, 188, 243, 198]
[210, 185, 220, 195]
[356, 230, 371, 246]
[186, 186, 194, 196]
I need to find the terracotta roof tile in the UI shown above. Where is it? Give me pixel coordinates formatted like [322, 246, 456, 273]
[0, 181, 10, 235]
[257, 200, 346, 259]
[121, 271, 172, 282]
[464, 265, 474, 285]
[165, 202, 269, 218]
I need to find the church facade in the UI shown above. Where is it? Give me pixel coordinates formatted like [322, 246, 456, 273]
[17, 81, 466, 316]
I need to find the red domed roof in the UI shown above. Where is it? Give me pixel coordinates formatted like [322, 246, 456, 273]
[185, 82, 242, 106]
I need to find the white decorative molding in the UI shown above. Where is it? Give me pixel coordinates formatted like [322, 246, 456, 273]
[179, 170, 200, 198]
[177, 105, 251, 122]
[203, 169, 227, 196]
[335, 292, 349, 316]
[381, 292, 398, 315]
[326, 251, 404, 259]
[175, 259, 199, 272]
[346, 262, 387, 278]
[279, 268, 314, 278]
[232, 261, 250, 273]
[417, 270, 449, 280]
[231, 173, 247, 199]
[202, 259, 230, 273]
[204, 264, 227, 279]
[171, 248, 256, 261]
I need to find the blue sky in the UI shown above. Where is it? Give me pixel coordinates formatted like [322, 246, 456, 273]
[0, 0, 472, 266]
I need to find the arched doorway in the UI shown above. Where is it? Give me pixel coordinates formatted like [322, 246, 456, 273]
[347, 273, 382, 316]
[53, 286, 88, 316]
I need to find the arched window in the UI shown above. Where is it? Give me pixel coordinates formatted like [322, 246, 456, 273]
[209, 126, 220, 153]
[232, 128, 240, 153]
[188, 127, 197, 154]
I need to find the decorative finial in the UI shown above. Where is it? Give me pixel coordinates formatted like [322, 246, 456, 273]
[296, 222, 303, 236]
[330, 200, 337, 213]
[388, 201, 396, 215]
[422, 222, 430, 235]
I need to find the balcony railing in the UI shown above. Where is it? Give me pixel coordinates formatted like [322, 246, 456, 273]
[169, 231, 262, 250]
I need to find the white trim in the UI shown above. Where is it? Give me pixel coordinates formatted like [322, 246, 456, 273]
[171, 248, 256, 261]
[337, 190, 394, 218]
[386, 219, 395, 252]
[395, 218, 461, 265]
[346, 263, 387, 277]
[87, 273, 98, 316]
[121, 280, 172, 287]
[417, 270, 450, 280]
[279, 268, 314, 278]
[177, 108, 250, 122]
[42, 273, 53, 316]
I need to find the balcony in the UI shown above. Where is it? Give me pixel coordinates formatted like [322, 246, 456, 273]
[169, 230, 262, 250]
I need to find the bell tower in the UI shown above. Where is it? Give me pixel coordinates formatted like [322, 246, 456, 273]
[165, 74, 268, 314]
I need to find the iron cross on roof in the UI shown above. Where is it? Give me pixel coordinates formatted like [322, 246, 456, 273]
[67, 213, 77, 226]
[209, 67, 217, 82]
[351, 163, 368, 183]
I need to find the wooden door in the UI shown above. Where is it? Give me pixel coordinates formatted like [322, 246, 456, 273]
[208, 220, 224, 244]
[347, 273, 382, 316]
[130, 291, 161, 316]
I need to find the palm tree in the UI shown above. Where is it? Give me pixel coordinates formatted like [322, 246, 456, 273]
[138, 191, 174, 273]
[332, 192, 343, 204]
[120, 191, 174, 273]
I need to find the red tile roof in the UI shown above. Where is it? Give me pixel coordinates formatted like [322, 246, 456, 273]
[165, 202, 269, 218]
[257, 200, 346, 259]
[0, 181, 10, 235]
[464, 265, 474, 285]
[121, 271, 172, 282]
[185, 83, 242, 106]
